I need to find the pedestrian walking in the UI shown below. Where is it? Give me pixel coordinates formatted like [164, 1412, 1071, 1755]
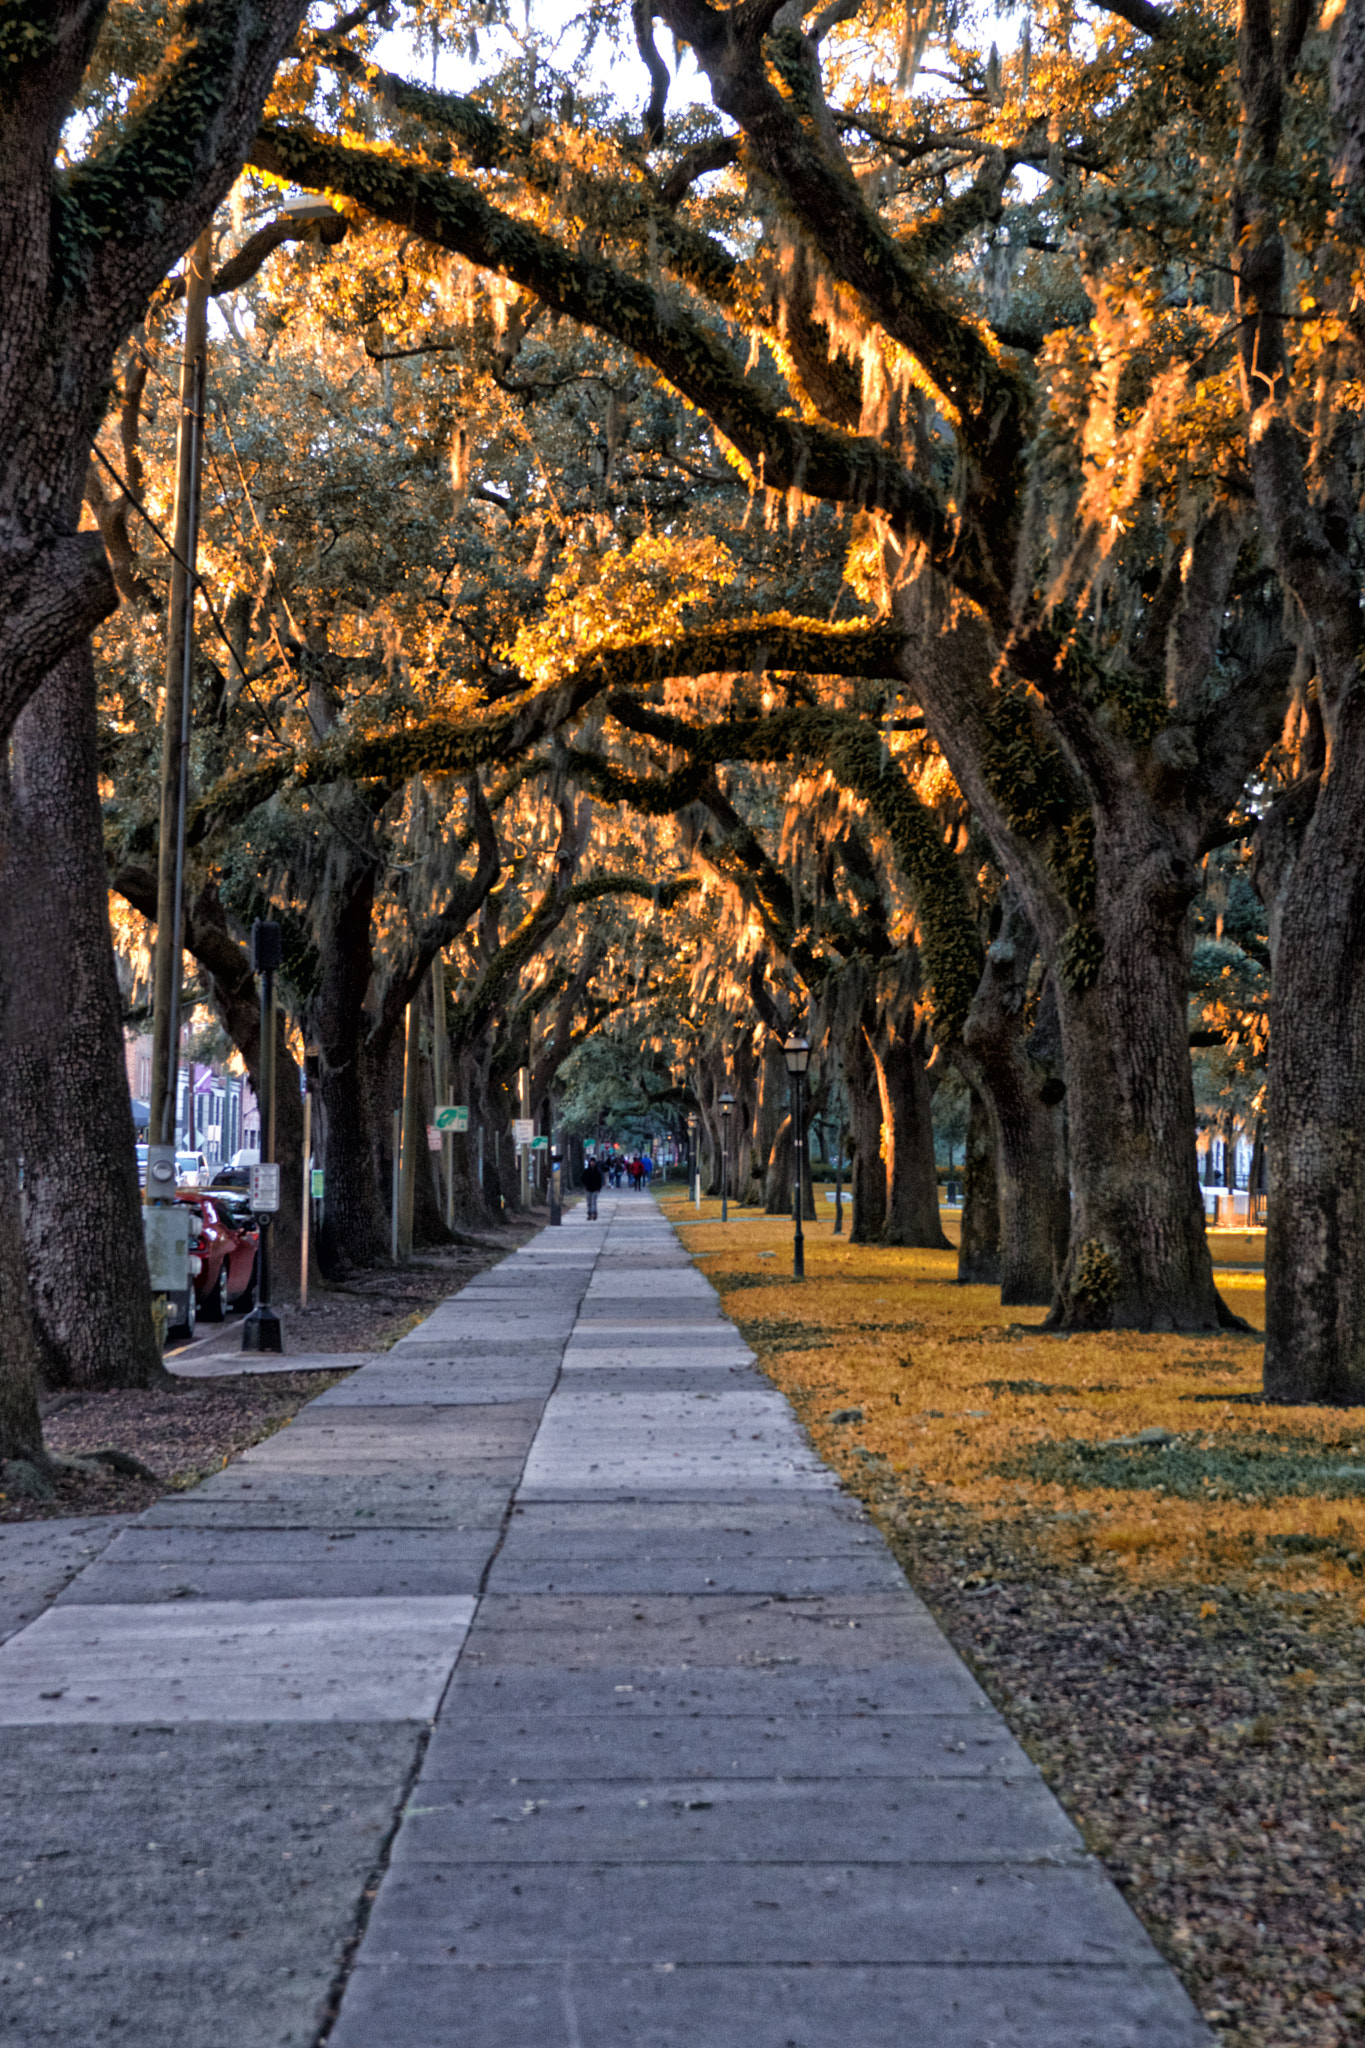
[582, 1156, 603, 1220]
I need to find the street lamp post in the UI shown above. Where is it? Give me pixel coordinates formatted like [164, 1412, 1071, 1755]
[688, 1112, 699, 1210]
[783, 1035, 811, 1281]
[719, 1093, 734, 1223]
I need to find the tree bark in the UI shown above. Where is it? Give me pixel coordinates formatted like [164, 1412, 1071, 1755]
[1258, 701, 1365, 1402]
[846, 1025, 886, 1244]
[312, 847, 386, 1272]
[958, 892, 1069, 1305]
[879, 1019, 951, 1249]
[181, 881, 311, 1298]
[956, 1081, 1001, 1286]
[0, 648, 163, 1388]
[1234, 0, 1365, 1401]
[1048, 824, 1226, 1332]
[0, 1135, 44, 1463]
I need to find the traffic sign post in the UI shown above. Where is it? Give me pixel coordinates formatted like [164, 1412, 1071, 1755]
[435, 1105, 469, 1133]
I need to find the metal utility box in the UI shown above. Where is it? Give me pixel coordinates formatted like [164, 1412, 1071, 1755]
[143, 1203, 190, 1292]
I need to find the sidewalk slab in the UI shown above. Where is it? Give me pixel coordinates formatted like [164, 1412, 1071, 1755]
[0, 1517, 134, 1643]
[167, 1350, 376, 1378]
[0, 1594, 476, 1724]
[390, 1772, 1084, 1863]
[329, 1960, 1208, 2048]
[420, 1708, 1027, 1781]
[356, 1857, 1160, 1966]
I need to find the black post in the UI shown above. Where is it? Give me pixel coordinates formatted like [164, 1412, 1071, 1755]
[242, 919, 283, 1353]
[833, 1116, 844, 1235]
[792, 1070, 806, 1281]
[721, 1129, 729, 1223]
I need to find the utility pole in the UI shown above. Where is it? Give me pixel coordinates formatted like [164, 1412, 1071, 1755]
[147, 227, 212, 1188]
[432, 956, 453, 1231]
[398, 995, 420, 1260]
[519, 1064, 531, 1210]
[299, 1088, 312, 1311]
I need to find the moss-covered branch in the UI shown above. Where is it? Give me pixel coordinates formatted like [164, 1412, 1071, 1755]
[54, 2, 309, 304]
[189, 615, 907, 837]
[312, 48, 742, 306]
[248, 123, 947, 546]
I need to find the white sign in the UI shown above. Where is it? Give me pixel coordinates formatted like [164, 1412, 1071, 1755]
[435, 1104, 469, 1132]
[426, 1124, 444, 1152]
[512, 1118, 535, 1145]
[249, 1162, 281, 1213]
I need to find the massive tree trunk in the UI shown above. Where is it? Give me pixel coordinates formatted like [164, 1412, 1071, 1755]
[765, 1112, 817, 1221]
[180, 881, 312, 1300]
[1257, 706, 1365, 1402]
[845, 1024, 886, 1245]
[764, 1108, 794, 1215]
[956, 1081, 1000, 1287]
[878, 1019, 950, 1250]
[1048, 819, 1225, 1332]
[958, 892, 1069, 1306]
[0, 649, 162, 1388]
[1234, 0, 1365, 1401]
[311, 846, 386, 1273]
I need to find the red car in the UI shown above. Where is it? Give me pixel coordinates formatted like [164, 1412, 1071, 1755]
[176, 1189, 260, 1322]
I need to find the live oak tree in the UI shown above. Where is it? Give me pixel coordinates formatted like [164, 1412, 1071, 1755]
[1232, 0, 1365, 1402]
[0, 0, 310, 1436]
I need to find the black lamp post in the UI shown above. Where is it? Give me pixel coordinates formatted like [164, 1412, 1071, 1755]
[719, 1092, 734, 1222]
[783, 1034, 811, 1281]
[687, 1112, 698, 1207]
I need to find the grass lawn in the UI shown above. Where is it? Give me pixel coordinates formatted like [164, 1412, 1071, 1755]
[660, 1194, 1364, 2048]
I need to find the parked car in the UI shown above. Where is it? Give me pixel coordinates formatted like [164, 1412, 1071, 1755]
[176, 1188, 259, 1322]
[136, 1142, 148, 1188]
[176, 1150, 211, 1186]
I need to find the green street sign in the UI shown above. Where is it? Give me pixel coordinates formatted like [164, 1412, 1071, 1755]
[530, 1135, 549, 1151]
[435, 1105, 470, 1132]
[310, 1168, 325, 1198]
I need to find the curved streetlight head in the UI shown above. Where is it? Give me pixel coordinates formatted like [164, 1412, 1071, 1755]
[719, 1092, 734, 1121]
[782, 1034, 811, 1078]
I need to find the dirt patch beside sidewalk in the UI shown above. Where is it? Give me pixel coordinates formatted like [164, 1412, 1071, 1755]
[3, 1217, 543, 1524]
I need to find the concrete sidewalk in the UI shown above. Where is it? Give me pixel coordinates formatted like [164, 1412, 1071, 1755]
[0, 1194, 1208, 2046]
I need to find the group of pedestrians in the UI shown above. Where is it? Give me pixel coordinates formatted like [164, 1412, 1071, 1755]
[580, 1150, 653, 1220]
